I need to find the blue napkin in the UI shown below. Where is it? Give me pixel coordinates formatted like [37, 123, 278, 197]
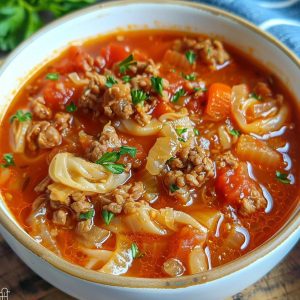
[195, 0, 300, 56]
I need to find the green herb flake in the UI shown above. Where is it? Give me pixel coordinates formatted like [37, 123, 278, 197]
[79, 209, 95, 220]
[131, 243, 143, 259]
[178, 137, 186, 142]
[131, 90, 148, 105]
[105, 76, 118, 88]
[182, 72, 196, 81]
[229, 129, 241, 137]
[102, 163, 125, 174]
[275, 171, 291, 184]
[119, 146, 137, 158]
[96, 151, 120, 165]
[194, 87, 207, 93]
[167, 157, 175, 163]
[170, 183, 180, 193]
[175, 128, 188, 136]
[66, 102, 77, 113]
[249, 92, 262, 101]
[151, 76, 164, 96]
[118, 54, 136, 74]
[193, 128, 200, 136]
[10, 110, 32, 123]
[172, 88, 185, 103]
[185, 50, 196, 64]
[122, 75, 131, 83]
[46, 72, 59, 80]
[102, 210, 115, 225]
[0, 153, 15, 168]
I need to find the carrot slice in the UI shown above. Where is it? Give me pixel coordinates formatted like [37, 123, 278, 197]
[206, 83, 232, 121]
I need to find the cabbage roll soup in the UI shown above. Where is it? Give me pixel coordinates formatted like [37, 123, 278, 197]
[0, 30, 299, 278]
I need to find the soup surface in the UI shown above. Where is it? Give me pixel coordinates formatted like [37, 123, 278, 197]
[0, 30, 299, 278]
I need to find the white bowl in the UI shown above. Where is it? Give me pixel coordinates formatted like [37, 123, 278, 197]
[0, 1, 299, 300]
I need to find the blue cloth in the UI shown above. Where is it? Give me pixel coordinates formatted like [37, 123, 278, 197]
[194, 0, 300, 56]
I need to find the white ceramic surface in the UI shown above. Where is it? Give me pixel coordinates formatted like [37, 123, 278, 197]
[0, 1, 299, 300]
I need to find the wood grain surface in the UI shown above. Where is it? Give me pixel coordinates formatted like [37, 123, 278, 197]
[0, 234, 298, 300]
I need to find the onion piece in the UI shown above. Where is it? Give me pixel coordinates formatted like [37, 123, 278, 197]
[68, 72, 89, 85]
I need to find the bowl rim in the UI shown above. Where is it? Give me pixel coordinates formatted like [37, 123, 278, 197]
[0, 0, 299, 289]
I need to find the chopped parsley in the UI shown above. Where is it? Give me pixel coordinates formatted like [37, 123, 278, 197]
[0, 153, 15, 168]
[170, 183, 180, 193]
[79, 209, 95, 220]
[131, 89, 148, 105]
[118, 54, 136, 74]
[131, 243, 143, 259]
[10, 110, 32, 123]
[105, 76, 118, 88]
[194, 87, 207, 92]
[102, 163, 125, 174]
[119, 146, 137, 158]
[193, 128, 200, 136]
[185, 50, 196, 64]
[172, 88, 185, 103]
[102, 210, 115, 225]
[46, 72, 59, 80]
[249, 92, 262, 101]
[96, 151, 120, 164]
[275, 171, 291, 184]
[151, 76, 163, 96]
[178, 137, 186, 142]
[122, 75, 131, 83]
[175, 128, 188, 135]
[66, 102, 77, 113]
[182, 72, 196, 81]
[229, 129, 241, 137]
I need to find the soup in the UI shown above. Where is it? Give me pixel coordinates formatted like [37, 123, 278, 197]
[0, 30, 299, 278]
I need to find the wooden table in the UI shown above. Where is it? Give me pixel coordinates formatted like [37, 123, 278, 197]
[0, 234, 298, 300]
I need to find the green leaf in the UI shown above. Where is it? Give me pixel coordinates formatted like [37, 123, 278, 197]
[96, 152, 120, 164]
[119, 146, 137, 158]
[194, 87, 207, 92]
[170, 183, 179, 193]
[118, 54, 135, 74]
[0, 153, 15, 168]
[122, 75, 131, 83]
[66, 102, 77, 113]
[275, 171, 291, 184]
[171, 88, 185, 103]
[185, 50, 196, 64]
[175, 128, 188, 136]
[229, 129, 241, 137]
[105, 76, 118, 88]
[102, 210, 114, 225]
[131, 89, 148, 105]
[193, 128, 200, 136]
[131, 243, 143, 259]
[249, 92, 262, 101]
[10, 110, 32, 123]
[46, 72, 59, 80]
[102, 163, 125, 174]
[151, 76, 163, 96]
[182, 72, 196, 81]
[178, 137, 186, 142]
[79, 209, 95, 220]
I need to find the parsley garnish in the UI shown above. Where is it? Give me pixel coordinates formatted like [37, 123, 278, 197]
[170, 184, 180, 193]
[96, 151, 120, 164]
[249, 92, 262, 101]
[131, 90, 148, 105]
[182, 72, 196, 81]
[118, 54, 136, 74]
[185, 50, 196, 64]
[229, 129, 241, 137]
[122, 75, 131, 83]
[194, 87, 207, 92]
[131, 243, 143, 259]
[102, 163, 125, 174]
[172, 88, 185, 103]
[102, 210, 114, 225]
[66, 102, 77, 113]
[0, 153, 15, 168]
[119, 146, 137, 158]
[46, 72, 59, 80]
[10, 110, 32, 123]
[151, 76, 163, 96]
[175, 128, 188, 135]
[178, 137, 186, 142]
[193, 128, 200, 136]
[275, 171, 291, 184]
[105, 76, 118, 88]
[79, 209, 95, 220]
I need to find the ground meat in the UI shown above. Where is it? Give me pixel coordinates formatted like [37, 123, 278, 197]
[76, 219, 93, 233]
[78, 72, 107, 112]
[240, 187, 267, 216]
[71, 200, 93, 214]
[103, 83, 134, 119]
[30, 97, 52, 120]
[130, 75, 152, 92]
[253, 82, 273, 98]
[52, 209, 67, 226]
[54, 112, 73, 133]
[34, 176, 52, 193]
[128, 59, 160, 76]
[163, 258, 185, 277]
[26, 121, 62, 151]
[172, 37, 230, 69]
[94, 181, 145, 214]
[164, 145, 215, 202]
[215, 151, 239, 169]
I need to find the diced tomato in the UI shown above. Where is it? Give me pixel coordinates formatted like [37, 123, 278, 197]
[43, 80, 75, 109]
[100, 43, 129, 67]
[216, 164, 254, 205]
[206, 83, 232, 121]
[152, 101, 173, 118]
[168, 226, 206, 265]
